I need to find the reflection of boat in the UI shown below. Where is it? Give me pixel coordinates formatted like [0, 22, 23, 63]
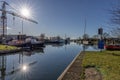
[23, 48, 44, 56]
[45, 41, 62, 43]
[51, 43, 64, 47]
[45, 43, 64, 47]
[82, 40, 94, 45]
[45, 39, 65, 44]
[82, 40, 89, 45]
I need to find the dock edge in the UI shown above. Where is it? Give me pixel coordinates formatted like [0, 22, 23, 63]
[57, 51, 82, 80]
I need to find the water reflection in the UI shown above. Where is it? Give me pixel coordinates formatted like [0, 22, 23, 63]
[45, 43, 65, 47]
[6, 61, 37, 80]
[0, 48, 43, 80]
[0, 43, 98, 80]
[22, 65, 27, 71]
[76, 42, 99, 51]
[22, 48, 44, 56]
[0, 43, 69, 80]
[82, 45, 89, 50]
[0, 55, 6, 80]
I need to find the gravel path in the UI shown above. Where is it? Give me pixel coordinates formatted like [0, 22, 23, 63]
[58, 51, 85, 80]
[58, 51, 102, 80]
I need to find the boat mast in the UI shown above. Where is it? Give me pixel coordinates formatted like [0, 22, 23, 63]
[84, 18, 86, 40]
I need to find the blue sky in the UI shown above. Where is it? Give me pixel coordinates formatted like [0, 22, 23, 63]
[3, 0, 119, 38]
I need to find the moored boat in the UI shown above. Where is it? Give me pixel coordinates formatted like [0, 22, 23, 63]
[8, 38, 45, 49]
[105, 44, 120, 50]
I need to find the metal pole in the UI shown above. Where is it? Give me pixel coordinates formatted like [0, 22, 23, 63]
[2, 17, 4, 38]
[22, 20, 23, 35]
[1, 2, 7, 44]
[84, 18, 86, 40]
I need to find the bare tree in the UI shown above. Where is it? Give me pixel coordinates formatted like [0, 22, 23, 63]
[103, 32, 110, 39]
[110, 3, 120, 38]
[111, 27, 120, 38]
[111, 2, 120, 25]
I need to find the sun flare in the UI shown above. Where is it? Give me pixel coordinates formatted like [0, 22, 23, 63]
[20, 7, 30, 17]
[22, 65, 28, 71]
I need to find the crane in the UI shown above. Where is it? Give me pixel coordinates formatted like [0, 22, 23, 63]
[0, 1, 37, 79]
[0, 1, 38, 43]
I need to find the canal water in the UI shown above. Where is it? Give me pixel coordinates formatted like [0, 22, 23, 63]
[0, 42, 98, 80]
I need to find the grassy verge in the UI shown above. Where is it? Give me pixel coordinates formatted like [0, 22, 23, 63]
[82, 51, 120, 80]
[0, 45, 18, 50]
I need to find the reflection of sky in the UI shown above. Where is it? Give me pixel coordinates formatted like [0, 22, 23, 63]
[85, 45, 99, 51]
[0, 43, 98, 80]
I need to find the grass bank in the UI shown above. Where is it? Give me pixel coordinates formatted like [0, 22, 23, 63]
[0, 45, 18, 50]
[82, 51, 120, 80]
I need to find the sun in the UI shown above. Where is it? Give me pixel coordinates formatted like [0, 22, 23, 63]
[20, 7, 30, 17]
[22, 64, 28, 72]
[22, 65, 27, 71]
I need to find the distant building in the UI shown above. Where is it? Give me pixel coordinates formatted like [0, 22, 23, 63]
[39, 33, 45, 41]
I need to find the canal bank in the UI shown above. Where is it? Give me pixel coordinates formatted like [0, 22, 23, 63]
[58, 50, 120, 80]
[0, 48, 21, 54]
[57, 51, 85, 80]
[0, 45, 22, 54]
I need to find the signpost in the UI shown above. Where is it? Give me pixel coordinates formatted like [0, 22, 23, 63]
[98, 28, 104, 52]
[98, 40, 104, 51]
